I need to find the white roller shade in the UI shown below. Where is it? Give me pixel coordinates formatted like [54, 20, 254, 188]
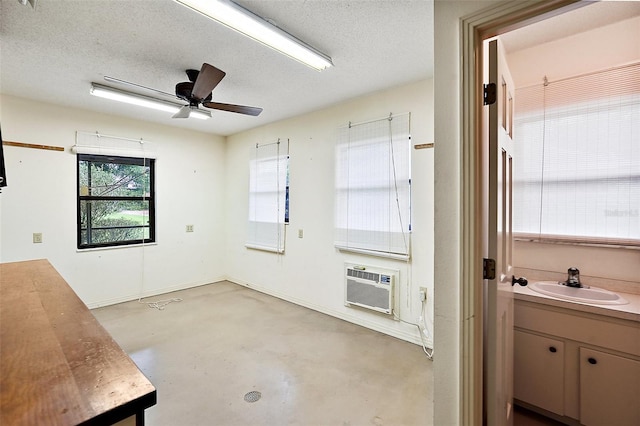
[335, 113, 412, 257]
[73, 131, 157, 159]
[246, 141, 289, 253]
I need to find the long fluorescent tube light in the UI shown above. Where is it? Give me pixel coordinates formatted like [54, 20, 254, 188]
[90, 83, 211, 120]
[174, 0, 333, 71]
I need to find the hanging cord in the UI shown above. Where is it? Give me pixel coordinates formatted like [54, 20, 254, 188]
[140, 297, 183, 311]
[276, 139, 283, 255]
[387, 113, 431, 359]
[538, 76, 548, 237]
[387, 114, 410, 255]
[133, 138, 182, 311]
[393, 296, 434, 361]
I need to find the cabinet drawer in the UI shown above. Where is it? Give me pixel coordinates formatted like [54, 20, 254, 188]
[515, 302, 640, 356]
[580, 347, 640, 426]
[514, 330, 565, 415]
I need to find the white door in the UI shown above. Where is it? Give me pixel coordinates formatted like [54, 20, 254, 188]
[484, 38, 517, 426]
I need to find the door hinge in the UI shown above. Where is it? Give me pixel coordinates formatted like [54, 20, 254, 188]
[483, 258, 496, 280]
[483, 83, 496, 105]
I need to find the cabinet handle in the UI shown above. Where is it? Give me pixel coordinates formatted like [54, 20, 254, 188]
[549, 346, 557, 353]
[588, 357, 597, 365]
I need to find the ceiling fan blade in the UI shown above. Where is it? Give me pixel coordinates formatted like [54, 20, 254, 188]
[191, 63, 226, 101]
[172, 105, 192, 118]
[203, 101, 263, 116]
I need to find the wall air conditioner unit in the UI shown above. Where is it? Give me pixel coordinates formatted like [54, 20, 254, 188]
[344, 264, 397, 315]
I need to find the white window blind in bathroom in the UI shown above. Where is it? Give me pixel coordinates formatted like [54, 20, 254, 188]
[513, 62, 640, 246]
[246, 140, 289, 253]
[335, 113, 411, 258]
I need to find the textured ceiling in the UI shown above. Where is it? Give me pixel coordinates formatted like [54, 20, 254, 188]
[1, 1, 638, 137]
[0, 0, 433, 136]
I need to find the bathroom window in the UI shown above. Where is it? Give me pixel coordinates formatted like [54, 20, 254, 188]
[334, 112, 412, 258]
[513, 63, 640, 247]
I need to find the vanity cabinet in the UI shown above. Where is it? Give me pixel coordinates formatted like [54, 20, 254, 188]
[579, 347, 640, 426]
[514, 299, 640, 425]
[514, 330, 564, 415]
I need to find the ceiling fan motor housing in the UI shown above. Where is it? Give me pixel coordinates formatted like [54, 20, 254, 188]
[185, 69, 200, 82]
[175, 81, 212, 105]
[170, 63, 261, 116]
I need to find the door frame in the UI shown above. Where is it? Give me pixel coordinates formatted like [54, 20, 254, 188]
[459, 1, 585, 424]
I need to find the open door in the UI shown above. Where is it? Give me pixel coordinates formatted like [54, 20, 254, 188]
[484, 38, 525, 426]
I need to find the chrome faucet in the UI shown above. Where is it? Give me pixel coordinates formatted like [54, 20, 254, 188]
[564, 267, 582, 288]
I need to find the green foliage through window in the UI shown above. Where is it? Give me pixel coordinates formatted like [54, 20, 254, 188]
[77, 154, 155, 248]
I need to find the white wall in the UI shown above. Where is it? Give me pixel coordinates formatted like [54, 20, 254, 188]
[433, 1, 503, 424]
[507, 16, 640, 88]
[507, 16, 640, 292]
[224, 79, 435, 346]
[0, 94, 227, 307]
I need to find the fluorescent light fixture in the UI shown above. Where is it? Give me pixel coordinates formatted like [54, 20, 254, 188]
[90, 83, 211, 120]
[174, 0, 333, 71]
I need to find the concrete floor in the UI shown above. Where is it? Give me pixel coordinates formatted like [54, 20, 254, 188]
[93, 281, 433, 426]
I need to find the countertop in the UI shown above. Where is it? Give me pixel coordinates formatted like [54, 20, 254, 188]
[514, 282, 640, 323]
[0, 259, 156, 425]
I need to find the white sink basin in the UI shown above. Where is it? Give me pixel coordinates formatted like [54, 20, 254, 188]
[529, 281, 629, 305]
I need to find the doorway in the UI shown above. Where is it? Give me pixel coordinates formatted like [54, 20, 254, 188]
[458, 0, 638, 424]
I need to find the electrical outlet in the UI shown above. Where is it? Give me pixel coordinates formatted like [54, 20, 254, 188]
[419, 287, 428, 302]
[33, 233, 43, 244]
[186, 225, 194, 233]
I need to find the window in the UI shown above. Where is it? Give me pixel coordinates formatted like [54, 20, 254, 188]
[335, 113, 412, 258]
[513, 63, 640, 246]
[77, 154, 155, 249]
[246, 141, 289, 253]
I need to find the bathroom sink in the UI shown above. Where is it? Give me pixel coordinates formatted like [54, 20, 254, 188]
[529, 281, 629, 305]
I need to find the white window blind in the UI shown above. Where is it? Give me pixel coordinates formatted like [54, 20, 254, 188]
[514, 63, 640, 246]
[247, 140, 289, 253]
[335, 113, 411, 258]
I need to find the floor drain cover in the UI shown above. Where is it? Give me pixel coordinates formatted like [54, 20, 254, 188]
[244, 391, 261, 403]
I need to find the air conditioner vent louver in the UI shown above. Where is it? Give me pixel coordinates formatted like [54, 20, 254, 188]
[346, 268, 380, 282]
[344, 264, 397, 315]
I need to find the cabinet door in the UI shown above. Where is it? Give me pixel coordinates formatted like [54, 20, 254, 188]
[514, 330, 564, 415]
[580, 348, 640, 426]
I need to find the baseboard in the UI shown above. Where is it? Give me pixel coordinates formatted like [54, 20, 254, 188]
[225, 276, 430, 348]
[88, 275, 433, 349]
[86, 277, 227, 309]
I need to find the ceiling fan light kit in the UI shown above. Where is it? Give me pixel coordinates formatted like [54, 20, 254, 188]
[174, 0, 333, 71]
[90, 83, 211, 120]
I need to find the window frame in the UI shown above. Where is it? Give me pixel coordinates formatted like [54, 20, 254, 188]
[77, 153, 156, 249]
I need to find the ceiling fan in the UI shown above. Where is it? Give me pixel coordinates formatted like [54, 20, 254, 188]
[103, 63, 263, 119]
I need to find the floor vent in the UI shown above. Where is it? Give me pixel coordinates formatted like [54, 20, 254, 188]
[244, 391, 261, 403]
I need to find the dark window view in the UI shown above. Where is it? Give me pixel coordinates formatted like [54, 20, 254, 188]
[77, 154, 155, 249]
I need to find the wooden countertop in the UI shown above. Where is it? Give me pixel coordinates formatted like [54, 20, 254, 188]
[0, 259, 156, 425]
